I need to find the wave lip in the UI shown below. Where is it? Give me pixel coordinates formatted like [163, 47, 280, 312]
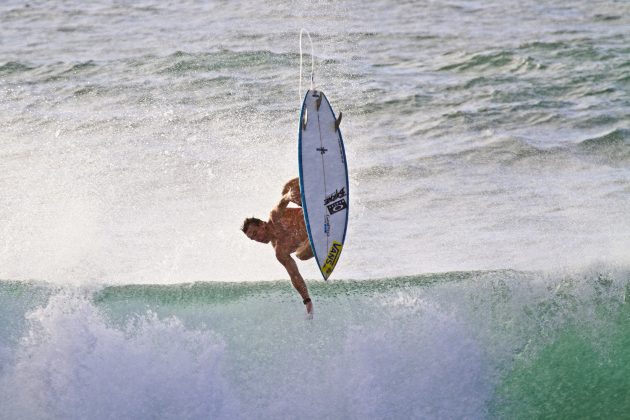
[155, 49, 301, 75]
[439, 51, 544, 73]
[576, 128, 630, 161]
[0, 61, 35, 75]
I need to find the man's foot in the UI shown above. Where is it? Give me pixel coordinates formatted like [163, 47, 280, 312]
[305, 301, 314, 320]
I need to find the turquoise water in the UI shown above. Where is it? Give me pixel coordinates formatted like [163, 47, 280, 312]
[0, 270, 628, 418]
[1, 0, 629, 418]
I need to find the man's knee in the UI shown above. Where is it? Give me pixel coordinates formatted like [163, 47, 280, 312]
[282, 178, 302, 207]
[296, 253, 311, 261]
[282, 178, 300, 195]
[296, 247, 313, 261]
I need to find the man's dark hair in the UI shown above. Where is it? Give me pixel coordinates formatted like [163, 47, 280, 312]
[241, 217, 264, 233]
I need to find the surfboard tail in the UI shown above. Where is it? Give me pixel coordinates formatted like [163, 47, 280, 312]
[321, 241, 343, 280]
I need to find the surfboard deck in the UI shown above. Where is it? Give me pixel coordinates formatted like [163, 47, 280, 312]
[298, 90, 349, 280]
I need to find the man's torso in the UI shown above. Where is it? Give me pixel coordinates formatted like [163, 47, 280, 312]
[270, 208, 307, 253]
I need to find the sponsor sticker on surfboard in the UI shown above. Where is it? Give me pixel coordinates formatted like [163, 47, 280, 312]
[322, 241, 343, 275]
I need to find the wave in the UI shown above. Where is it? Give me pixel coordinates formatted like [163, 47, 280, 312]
[576, 128, 630, 162]
[0, 292, 238, 419]
[1, 49, 302, 85]
[593, 14, 622, 22]
[578, 128, 630, 149]
[0, 271, 493, 308]
[42, 60, 99, 82]
[448, 136, 555, 164]
[155, 49, 306, 75]
[360, 137, 558, 174]
[0, 60, 100, 84]
[0, 267, 628, 419]
[0, 61, 34, 75]
[438, 51, 544, 73]
[356, 127, 630, 176]
[437, 129, 630, 167]
[517, 41, 571, 51]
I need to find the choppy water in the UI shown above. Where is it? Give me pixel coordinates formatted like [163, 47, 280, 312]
[1, 0, 629, 418]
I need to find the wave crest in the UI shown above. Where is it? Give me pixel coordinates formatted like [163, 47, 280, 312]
[577, 129, 630, 162]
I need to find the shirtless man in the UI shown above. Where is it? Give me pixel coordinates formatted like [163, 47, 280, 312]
[241, 178, 314, 316]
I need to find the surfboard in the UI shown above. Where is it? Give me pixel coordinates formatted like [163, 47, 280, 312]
[298, 90, 349, 280]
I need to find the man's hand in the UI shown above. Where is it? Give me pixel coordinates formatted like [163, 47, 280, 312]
[276, 251, 313, 317]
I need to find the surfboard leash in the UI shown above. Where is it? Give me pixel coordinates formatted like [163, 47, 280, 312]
[299, 28, 315, 102]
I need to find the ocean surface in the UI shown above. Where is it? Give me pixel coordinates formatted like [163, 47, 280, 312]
[1, 0, 629, 418]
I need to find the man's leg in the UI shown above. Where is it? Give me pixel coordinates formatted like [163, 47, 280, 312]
[281, 178, 302, 207]
[295, 239, 314, 261]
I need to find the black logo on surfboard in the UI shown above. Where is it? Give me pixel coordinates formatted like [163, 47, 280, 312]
[324, 188, 346, 205]
[327, 199, 347, 215]
[325, 188, 347, 215]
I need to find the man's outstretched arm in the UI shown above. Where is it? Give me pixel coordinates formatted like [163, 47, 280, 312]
[276, 251, 313, 314]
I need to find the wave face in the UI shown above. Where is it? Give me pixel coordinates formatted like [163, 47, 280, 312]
[1, 269, 629, 419]
[1, 0, 629, 283]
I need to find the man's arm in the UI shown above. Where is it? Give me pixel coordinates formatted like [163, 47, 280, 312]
[276, 251, 313, 313]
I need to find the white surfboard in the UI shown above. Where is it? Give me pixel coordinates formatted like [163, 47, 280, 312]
[298, 90, 349, 280]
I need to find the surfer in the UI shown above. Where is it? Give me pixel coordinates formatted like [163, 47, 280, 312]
[241, 178, 315, 316]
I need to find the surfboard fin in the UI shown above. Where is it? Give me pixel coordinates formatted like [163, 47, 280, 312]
[302, 108, 308, 130]
[334, 112, 342, 132]
[316, 94, 323, 111]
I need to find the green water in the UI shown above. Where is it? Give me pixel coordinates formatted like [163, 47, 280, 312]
[1, 269, 629, 418]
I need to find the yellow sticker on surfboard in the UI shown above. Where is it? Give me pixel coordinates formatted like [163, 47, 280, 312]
[321, 241, 343, 278]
